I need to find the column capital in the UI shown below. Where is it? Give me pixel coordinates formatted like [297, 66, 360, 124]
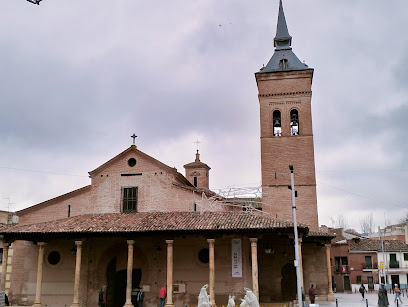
[2, 242, 10, 248]
[250, 238, 258, 245]
[37, 242, 46, 247]
[127, 240, 135, 245]
[298, 238, 303, 244]
[75, 240, 84, 247]
[165, 239, 174, 244]
[288, 233, 303, 240]
[325, 243, 331, 249]
[207, 238, 215, 244]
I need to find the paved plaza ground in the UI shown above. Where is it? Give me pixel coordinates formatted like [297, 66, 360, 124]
[312, 292, 407, 306]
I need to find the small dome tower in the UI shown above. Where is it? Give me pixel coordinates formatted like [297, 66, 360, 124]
[183, 150, 211, 189]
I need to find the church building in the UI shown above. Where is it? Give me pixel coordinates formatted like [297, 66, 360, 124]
[0, 1, 334, 306]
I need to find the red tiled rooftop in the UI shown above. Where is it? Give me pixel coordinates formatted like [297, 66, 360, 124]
[349, 239, 408, 252]
[0, 211, 307, 236]
[307, 230, 335, 238]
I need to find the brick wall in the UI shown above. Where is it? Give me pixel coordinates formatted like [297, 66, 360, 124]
[348, 252, 378, 287]
[255, 70, 319, 230]
[18, 148, 200, 225]
[185, 166, 210, 189]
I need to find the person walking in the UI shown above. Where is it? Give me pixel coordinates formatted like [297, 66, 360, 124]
[394, 284, 403, 304]
[136, 287, 145, 307]
[378, 284, 389, 307]
[98, 287, 106, 307]
[308, 284, 316, 304]
[301, 287, 305, 307]
[159, 285, 167, 307]
[359, 283, 366, 299]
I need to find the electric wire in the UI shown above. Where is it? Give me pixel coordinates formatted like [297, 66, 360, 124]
[0, 166, 88, 178]
[317, 181, 408, 210]
[1, 166, 406, 210]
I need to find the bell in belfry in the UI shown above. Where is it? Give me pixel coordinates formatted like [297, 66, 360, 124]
[273, 116, 281, 126]
[291, 113, 298, 125]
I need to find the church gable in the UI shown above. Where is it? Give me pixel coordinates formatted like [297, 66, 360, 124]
[89, 145, 177, 178]
[88, 146, 196, 213]
[18, 146, 197, 225]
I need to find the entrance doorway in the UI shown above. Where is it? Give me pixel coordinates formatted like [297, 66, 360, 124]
[367, 276, 374, 290]
[281, 263, 296, 301]
[106, 257, 142, 307]
[343, 276, 351, 291]
[391, 275, 400, 288]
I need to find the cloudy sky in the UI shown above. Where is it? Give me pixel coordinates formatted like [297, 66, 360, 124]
[1, 0, 407, 232]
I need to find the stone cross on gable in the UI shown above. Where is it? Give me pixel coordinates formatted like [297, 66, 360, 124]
[131, 133, 137, 146]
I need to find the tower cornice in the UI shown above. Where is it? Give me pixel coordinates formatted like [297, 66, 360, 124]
[258, 91, 312, 98]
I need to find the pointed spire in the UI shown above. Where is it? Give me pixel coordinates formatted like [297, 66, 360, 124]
[274, 0, 292, 50]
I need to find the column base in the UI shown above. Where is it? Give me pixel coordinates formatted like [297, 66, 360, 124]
[327, 292, 335, 301]
[123, 303, 134, 307]
[165, 303, 175, 307]
[33, 304, 42, 307]
[70, 303, 80, 307]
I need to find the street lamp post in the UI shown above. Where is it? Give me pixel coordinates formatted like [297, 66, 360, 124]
[289, 165, 302, 307]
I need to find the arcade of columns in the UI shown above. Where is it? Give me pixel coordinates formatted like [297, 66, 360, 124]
[0, 238, 333, 307]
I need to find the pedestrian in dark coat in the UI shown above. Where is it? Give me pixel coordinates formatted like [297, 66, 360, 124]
[359, 284, 366, 299]
[98, 287, 106, 307]
[136, 287, 145, 307]
[378, 284, 389, 307]
[308, 284, 316, 304]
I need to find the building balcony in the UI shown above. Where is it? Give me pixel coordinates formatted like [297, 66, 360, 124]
[362, 263, 378, 270]
[389, 260, 400, 268]
[335, 265, 350, 274]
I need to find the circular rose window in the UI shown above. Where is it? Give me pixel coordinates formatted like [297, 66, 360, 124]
[128, 158, 137, 167]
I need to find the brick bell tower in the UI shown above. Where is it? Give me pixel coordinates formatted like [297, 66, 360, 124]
[255, 0, 318, 230]
[184, 150, 211, 189]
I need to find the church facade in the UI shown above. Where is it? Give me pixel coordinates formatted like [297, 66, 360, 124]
[0, 2, 334, 307]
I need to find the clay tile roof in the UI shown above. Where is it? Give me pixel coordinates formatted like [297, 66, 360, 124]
[0, 212, 307, 236]
[349, 239, 408, 252]
[307, 230, 335, 238]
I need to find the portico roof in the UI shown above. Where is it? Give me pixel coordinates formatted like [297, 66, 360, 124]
[0, 211, 311, 240]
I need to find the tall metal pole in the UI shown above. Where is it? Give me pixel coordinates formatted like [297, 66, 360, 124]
[289, 165, 302, 307]
[379, 226, 387, 286]
[382, 228, 389, 286]
[377, 226, 381, 287]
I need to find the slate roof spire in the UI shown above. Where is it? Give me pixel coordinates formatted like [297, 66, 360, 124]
[256, 0, 312, 74]
[274, 0, 292, 50]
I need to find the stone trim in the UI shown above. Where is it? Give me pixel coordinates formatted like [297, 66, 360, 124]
[258, 91, 312, 98]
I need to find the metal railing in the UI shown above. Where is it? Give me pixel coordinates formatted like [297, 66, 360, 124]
[335, 264, 350, 273]
[362, 262, 378, 269]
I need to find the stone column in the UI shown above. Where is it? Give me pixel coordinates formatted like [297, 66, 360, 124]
[325, 244, 334, 301]
[124, 240, 135, 307]
[298, 238, 304, 289]
[0, 243, 10, 292]
[207, 239, 215, 306]
[165, 240, 174, 307]
[250, 238, 259, 300]
[70, 241, 83, 307]
[33, 242, 46, 307]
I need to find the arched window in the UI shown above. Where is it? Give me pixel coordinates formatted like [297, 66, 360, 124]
[273, 110, 282, 137]
[290, 109, 299, 136]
